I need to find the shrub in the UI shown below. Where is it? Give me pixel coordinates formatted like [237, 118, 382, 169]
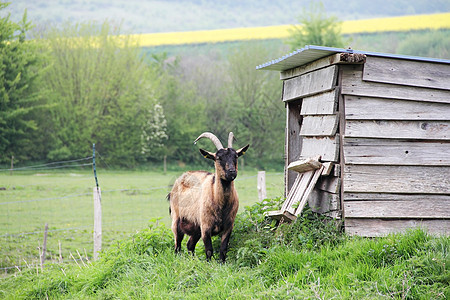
[228, 197, 346, 267]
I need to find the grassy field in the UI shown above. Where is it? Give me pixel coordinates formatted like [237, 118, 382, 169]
[1, 201, 448, 299]
[0, 168, 284, 272]
[1, 168, 448, 298]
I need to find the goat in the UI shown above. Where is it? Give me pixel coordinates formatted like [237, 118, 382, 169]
[168, 132, 249, 262]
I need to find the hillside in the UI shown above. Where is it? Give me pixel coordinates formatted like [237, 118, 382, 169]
[4, 0, 450, 34]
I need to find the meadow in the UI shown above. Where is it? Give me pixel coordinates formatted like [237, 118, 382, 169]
[0, 167, 283, 273]
[1, 167, 448, 299]
[1, 198, 448, 299]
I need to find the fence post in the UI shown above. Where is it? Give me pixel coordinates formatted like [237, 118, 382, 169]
[40, 223, 48, 270]
[257, 171, 267, 202]
[93, 144, 102, 260]
[163, 155, 167, 174]
[93, 187, 102, 261]
[10, 156, 14, 176]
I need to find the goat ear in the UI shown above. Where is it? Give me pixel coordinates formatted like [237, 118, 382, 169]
[199, 148, 215, 160]
[236, 144, 249, 157]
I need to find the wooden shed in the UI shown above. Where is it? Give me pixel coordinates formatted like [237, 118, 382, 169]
[257, 45, 450, 237]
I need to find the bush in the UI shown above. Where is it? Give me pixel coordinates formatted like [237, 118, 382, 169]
[228, 197, 345, 267]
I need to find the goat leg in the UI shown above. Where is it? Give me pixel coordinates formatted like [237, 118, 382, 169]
[186, 232, 201, 255]
[219, 229, 232, 263]
[173, 218, 184, 254]
[202, 231, 214, 261]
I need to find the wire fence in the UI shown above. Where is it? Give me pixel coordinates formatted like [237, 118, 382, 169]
[0, 156, 284, 274]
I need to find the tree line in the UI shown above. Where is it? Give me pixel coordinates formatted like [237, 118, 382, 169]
[1, 4, 286, 169]
[4, 3, 446, 169]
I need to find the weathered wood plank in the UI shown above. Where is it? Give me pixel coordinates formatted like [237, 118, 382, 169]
[344, 192, 450, 201]
[363, 56, 450, 91]
[286, 171, 314, 213]
[343, 138, 450, 166]
[308, 188, 340, 214]
[288, 156, 322, 173]
[270, 167, 325, 222]
[283, 65, 337, 101]
[345, 96, 450, 120]
[316, 176, 341, 194]
[345, 199, 450, 218]
[345, 120, 450, 140]
[344, 165, 450, 194]
[300, 135, 340, 162]
[280, 54, 341, 80]
[321, 162, 334, 176]
[282, 174, 302, 212]
[292, 166, 325, 216]
[301, 90, 338, 115]
[324, 210, 341, 219]
[300, 115, 339, 136]
[341, 65, 450, 104]
[345, 219, 450, 237]
[286, 101, 302, 194]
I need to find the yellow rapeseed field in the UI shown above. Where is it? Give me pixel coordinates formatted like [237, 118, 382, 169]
[130, 12, 450, 47]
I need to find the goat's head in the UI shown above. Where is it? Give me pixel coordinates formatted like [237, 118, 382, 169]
[194, 132, 249, 182]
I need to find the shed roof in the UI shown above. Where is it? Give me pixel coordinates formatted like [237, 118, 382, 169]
[256, 45, 450, 71]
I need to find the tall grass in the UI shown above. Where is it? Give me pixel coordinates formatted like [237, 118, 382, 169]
[1, 199, 448, 299]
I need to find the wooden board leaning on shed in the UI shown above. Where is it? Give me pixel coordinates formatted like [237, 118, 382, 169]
[267, 157, 325, 222]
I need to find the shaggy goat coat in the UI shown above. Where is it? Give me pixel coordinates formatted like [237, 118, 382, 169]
[168, 132, 248, 262]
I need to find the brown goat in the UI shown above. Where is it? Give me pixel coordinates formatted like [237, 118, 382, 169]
[168, 132, 249, 262]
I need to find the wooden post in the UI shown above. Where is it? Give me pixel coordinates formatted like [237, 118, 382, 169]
[257, 171, 267, 202]
[10, 156, 13, 175]
[93, 187, 102, 260]
[163, 155, 167, 174]
[59, 240, 63, 263]
[40, 223, 48, 270]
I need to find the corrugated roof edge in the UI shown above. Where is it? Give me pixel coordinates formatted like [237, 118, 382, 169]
[256, 45, 450, 71]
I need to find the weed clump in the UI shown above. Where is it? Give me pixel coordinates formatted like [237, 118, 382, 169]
[228, 197, 345, 267]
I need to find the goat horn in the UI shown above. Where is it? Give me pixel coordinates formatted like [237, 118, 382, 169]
[194, 132, 224, 150]
[228, 132, 234, 148]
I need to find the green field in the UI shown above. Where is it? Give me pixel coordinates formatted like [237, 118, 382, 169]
[1, 200, 448, 299]
[1, 168, 449, 299]
[0, 168, 284, 272]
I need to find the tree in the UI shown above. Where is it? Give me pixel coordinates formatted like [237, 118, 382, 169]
[0, 4, 45, 163]
[225, 43, 285, 169]
[40, 21, 166, 166]
[286, 2, 347, 50]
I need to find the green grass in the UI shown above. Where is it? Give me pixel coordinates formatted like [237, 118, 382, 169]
[0, 201, 448, 299]
[0, 168, 283, 272]
[1, 169, 448, 299]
